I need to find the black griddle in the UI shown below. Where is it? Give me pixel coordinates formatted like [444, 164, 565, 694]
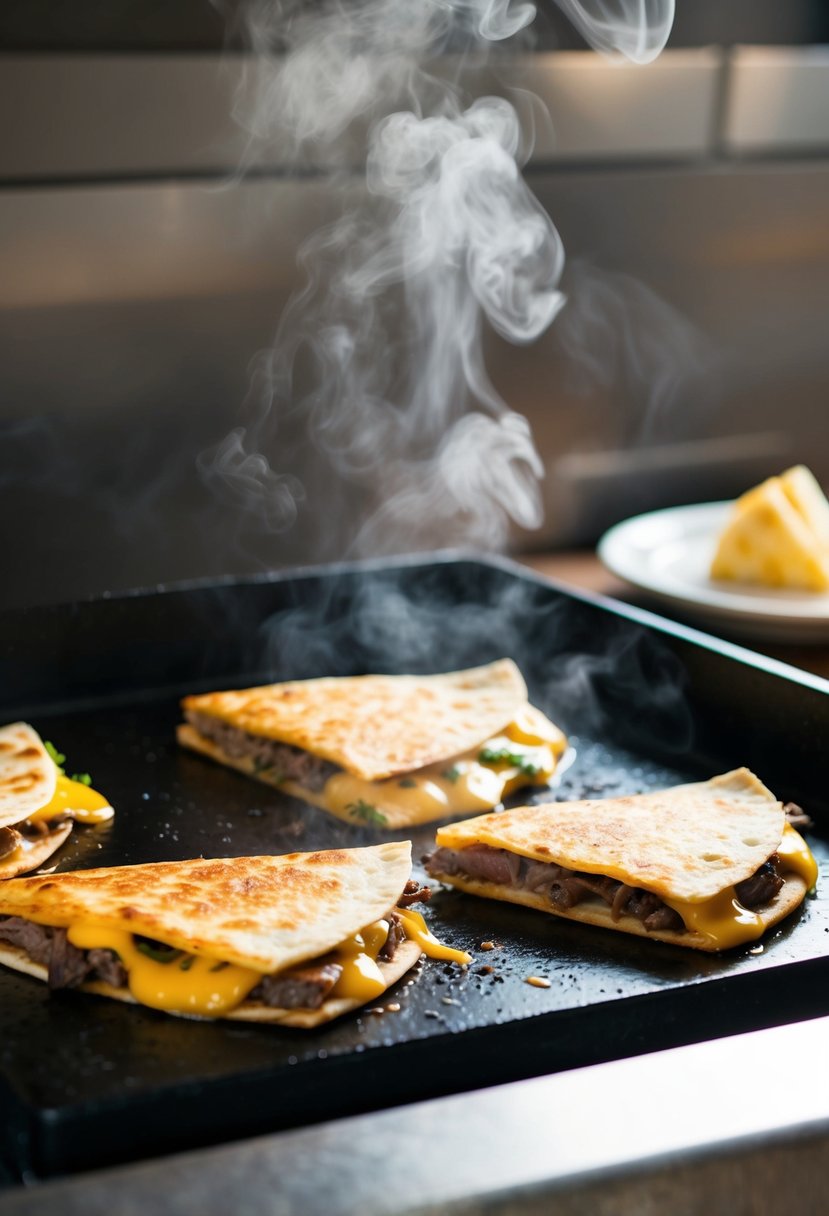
[1, 554, 828, 1181]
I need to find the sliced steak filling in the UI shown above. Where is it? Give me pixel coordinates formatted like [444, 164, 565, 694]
[249, 961, 343, 1010]
[0, 904, 414, 1009]
[426, 845, 786, 936]
[185, 710, 340, 791]
[0, 917, 126, 988]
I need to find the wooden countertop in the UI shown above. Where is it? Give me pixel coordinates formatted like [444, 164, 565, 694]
[518, 550, 829, 682]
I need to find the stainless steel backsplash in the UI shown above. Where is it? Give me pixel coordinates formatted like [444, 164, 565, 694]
[1, 50, 828, 606]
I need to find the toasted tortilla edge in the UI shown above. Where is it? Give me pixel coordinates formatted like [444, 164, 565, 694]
[428, 868, 810, 952]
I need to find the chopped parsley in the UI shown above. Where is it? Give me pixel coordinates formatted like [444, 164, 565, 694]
[209, 961, 229, 973]
[179, 956, 196, 972]
[44, 740, 94, 787]
[478, 746, 541, 778]
[253, 757, 283, 781]
[346, 800, 388, 827]
[44, 741, 66, 771]
[442, 765, 461, 783]
[398, 777, 417, 788]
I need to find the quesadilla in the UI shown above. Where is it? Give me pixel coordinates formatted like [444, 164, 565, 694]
[178, 660, 567, 829]
[0, 842, 470, 1025]
[426, 769, 818, 952]
[0, 723, 113, 879]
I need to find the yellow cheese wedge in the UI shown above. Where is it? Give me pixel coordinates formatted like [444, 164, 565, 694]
[780, 465, 829, 549]
[711, 475, 829, 591]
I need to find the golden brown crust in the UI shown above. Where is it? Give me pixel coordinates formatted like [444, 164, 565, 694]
[180, 660, 528, 781]
[0, 723, 57, 828]
[0, 846, 412, 975]
[0, 937, 423, 1026]
[428, 869, 810, 952]
[435, 770, 785, 903]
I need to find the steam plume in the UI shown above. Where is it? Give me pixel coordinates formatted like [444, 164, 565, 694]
[204, 0, 675, 555]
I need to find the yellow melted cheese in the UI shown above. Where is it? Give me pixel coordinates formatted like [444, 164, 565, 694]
[67, 923, 261, 1015]
[28, 773, 114, 826]
[659, 823, 818, 950]
[62, 906, 470, 1017]
[322, 708, 567, 826]
[395, 907, 472, 965]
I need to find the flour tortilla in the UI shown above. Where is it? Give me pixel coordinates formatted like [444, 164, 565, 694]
[180, 660, 529, 782]
[0, 722, 74, 877]
[0, 723, 56, 827]
[0, 822, 73, 881]
[0, 843, 423, 1024]
[431, 769, 809, 951]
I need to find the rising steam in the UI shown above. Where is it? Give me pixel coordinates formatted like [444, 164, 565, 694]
[204, 0, 675, 555]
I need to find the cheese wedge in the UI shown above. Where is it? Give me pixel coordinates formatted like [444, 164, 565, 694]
[780, 465, 829, 549]
[711, 474, 829, 591]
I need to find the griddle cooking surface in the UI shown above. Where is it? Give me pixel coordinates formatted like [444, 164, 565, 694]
[1, 557, 828, 1179]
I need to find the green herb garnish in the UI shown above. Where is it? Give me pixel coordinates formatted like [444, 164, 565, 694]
[253, 758, 283, 782]
[398, 777, 417, 788]
[179, 956, 196, 971]
[44, 741, 95, 787]
[442, 765, 461, 783]
[209, 961, 229, 973]
[44, 741, 66, 772]
[478, 747, 540, 778]
[134, 938, 184, 964]
[346, 800, 388, 827]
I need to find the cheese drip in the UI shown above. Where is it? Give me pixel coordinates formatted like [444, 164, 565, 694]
[322, 707, 567, 827]
[28, 773, 113, 825]
[64, 905, 470, 1017]
[645, 823, 816, 950]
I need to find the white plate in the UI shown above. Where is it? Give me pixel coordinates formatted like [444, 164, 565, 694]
[598, 502, 829, 643]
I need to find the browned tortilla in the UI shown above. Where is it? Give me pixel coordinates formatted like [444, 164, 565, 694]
[180, 660, 528, 781]
[431, 769, 813, 952]
[0, 843, 413, 975]
[0, 723, 56, 827]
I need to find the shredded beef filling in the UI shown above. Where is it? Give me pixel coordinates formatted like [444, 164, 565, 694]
[0, 888, 432, 1009]
[0, 918, 127, 989]
[249, 961, 343, 1010]
[185, 710, 340, 792]
[0, 827, 21, 861]
[426, 844, 786, 936]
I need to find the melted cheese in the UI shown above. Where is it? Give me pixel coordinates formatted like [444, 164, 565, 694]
[67, 923, 261, 1015]
[27, 773, 113, 826]
[661, 824, 818, 950]
[61, 905, 470, 1017]
[395, 907, 471, 964]
[321, 710, 566, 827]
[777, 822, 819, 890]
[330, 920, 391, 1001]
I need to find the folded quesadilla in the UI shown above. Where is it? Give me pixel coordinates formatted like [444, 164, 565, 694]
[178, 660, 567, 829]
[0, 723, 113, 879]
[0, 842, 470, 1025]
[426, 769, 818, 952]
